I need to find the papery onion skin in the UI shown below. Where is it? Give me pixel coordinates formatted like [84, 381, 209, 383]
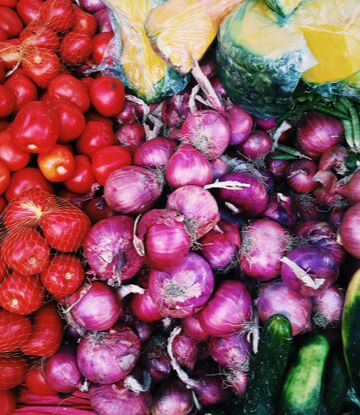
[340, 203, 360, 258]
[208, 333, 251, 369]
[240, 219, 288, 281]
[257, 281, 312, 335]
[165, 144, 213, 188]
[182, 313, 209, 341]
[89, 383, 152, 415]
[77, 326, 141, 385]
[166, 185, 220, 239]
[151, 380, 193, 415]
[238, 130, 272, 160]
[262, 193, 298, 227]
[286, 160, 318, 194]
[148, 252, 214, 318]
[134, 138, 176, 169]
[225, 369, 248, 396]
[319, 145, 348, 174]
[104, 166, 162, 214]
[84, 216, 144, 284]
[67, 281, 122, 331]
[337, 171, 360, 204]
[162, 90, 192, 129]
[313, 286, 345, 328]
[227, 106, 253, 145]
[172, 331, 200, 370]
[219, 172, 268, 217]
[199, 280, 252, 337]
[130, 289, 162, 323]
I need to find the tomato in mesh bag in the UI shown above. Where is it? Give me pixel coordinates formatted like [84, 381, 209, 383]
[0, 389, 16, 415]
[0, 310, 31, 352]
[20, 26, 60, 51]
[25, 365, 57, 397]
[60, 31, 93, 66]
[0, 355, 27, 390]
[32, 0, 74, 33]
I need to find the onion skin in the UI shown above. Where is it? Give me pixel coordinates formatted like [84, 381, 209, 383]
[267, 158, 290, 180]
[257, 281, 312, 335]
[337, 171, 360, 204]
[193, 374, 231, 407]
[211, 157, 229, 179]
[199, 280, 252, 337]
[151, 381, 193, 415]
[227, 106, 253, 145]
[208, 333, 251, 369]
[319, 145, 348, 174]
[340, 203, 360, 258]
[313, 286, 344, 328]
[286, 160, 318, 194]
[116, 124, 145, 152]
[225, 369, 248, 396]
[262, 193, 298, 227]
[142, 335, 171, 383]
[327, 207, 346, 229]
[134, 138, 176, 169]
[130, 289, 162, 323]
[79, 0, 105, 13]
[238, 130, 272, 159]
[255, 117, 276, 131]
[162, 90, 192, 129]
[182, 313, 209, 341]
[172, 331, 200, 370]
[94, 8, 112, 33]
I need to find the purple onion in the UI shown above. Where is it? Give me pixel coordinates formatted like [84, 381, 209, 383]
[94, 8, 113, 33]
[255, 117, 276, 131]
[319, 145, 348, 175]
[134, 138, 177, 169]
[116, 124, 145, 151]
[193, 374, 231, 407]
[313, 286, 345, 328]
[77, 326, 141, 384]
[142, 335, 171, 383]
[172, 330, 200, 370]
[130, 289, 162, 323]
[208, 333, 251, 369]
[262, 193, 298, 227]
[267, 158, 290, 180]
[238, 130, 272, 159]
[151, 381, 193, 415]
[211, 78, 227, 100]
[148, 252, 214, 318]
[134, 321, 152, 342]
[162, 90, 192, 129]
[211, 157, 229, 179]
[286, 160, 318, 193]
[182, 314, 209, 341]
[226, 106, 253, 145]
[79, 0, 105, 13]
[327, 207, 346, 229]
[295, 195, 323, 221]
[225, 369, 248, 396]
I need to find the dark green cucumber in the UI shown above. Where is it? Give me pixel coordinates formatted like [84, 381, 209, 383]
[243, 314, 293, 415]
[342, 269, 360, 396]
[279, 335, 330, 415]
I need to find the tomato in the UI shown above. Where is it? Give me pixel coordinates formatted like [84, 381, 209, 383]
[0, 310, 31, 352]
[0, 274, 44, 315]
[48, 74, 90, 113]
[4, 75, 38, 112]
[0, 0, 18, 7]
[0, 7, 23, 38]
[0, 121, 8, 132]
[73, 6, 97, 35]
[0, 85, 15, 118]
[89, 76, 125, 117]
[21, 26, 59, 51]
[0, 197, 6, 215]
[50, 98, 86, 143]
[12, 101, 59, 154]
[16, 0, 42, 26]
[0, 390, 16, 414]
[41, 255, 84, 297]
[84, 196, 114, 223]
[21, 302, 63, 357]
[23, 47, 60, 89]
[0, 61, 5, 83]
[0, 356, 26, 390]
[0, 130, 30, 171]
[0, 39, 21, 70]
[64, 154, 95, 194]
[92, 32, 113, 65]
[25, 366, 57, 396]
[92, 145, 132, 185]
[0, 28, 7, 41]
[76, 118, 116, 156]
[5, 167, 53, 202]
[36, 0, 74, 33]
[1, 228, 50, 275]
[60, 31, 92, 66]
[0, 160, 10, 195]
[37, 144, 75, 183]
[41, 204, 91, 252]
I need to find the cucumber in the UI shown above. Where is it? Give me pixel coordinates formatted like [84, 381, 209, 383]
[342, 268, 360, 396]
[243, 314, 293, 415]
[279, 335, 330, 415]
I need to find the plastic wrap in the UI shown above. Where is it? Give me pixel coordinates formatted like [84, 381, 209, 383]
[265, 0, 302, 17]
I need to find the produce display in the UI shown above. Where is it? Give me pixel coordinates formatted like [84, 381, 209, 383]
[1, 0, 360, 414]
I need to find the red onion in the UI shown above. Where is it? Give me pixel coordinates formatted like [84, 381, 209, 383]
[134, 138, 176, 169]
[295, 194, 323, 221]
[211, 157, 229, 179]
[319, 145, 348, 174]
[166, 185, 220, 239]
[180, 110, 230, 160]
[148, 252, 214, 318]
[142, 335, 171, 383]
[225, 369, 248, 396]
[116, 124, 145, 152]
[165, 144, 213, 188]
[263, 193, 298, 227]
[218, 172, 268, 217]
[340, 203, 360, 258]
[162, 90, 192, 129]
[226, 106, 253, 145]
[44, 345, 82, 393]
[258, 169, 275, 192]
[77, 326, 141, 384]
[151, 380, 193, 415]
[172, 330, 200, 371]
[286, 160, 318, 193]
[238, 130, 272, 159]
[255, 117, 276, 131]
[135, 209, 191, 270]
[267, 158, 290, 180]
[193, 374, 231, 407]
[94, 8, 112, 33]
[66, 282, 122, 332]
[79, 0, 105, 13]
[281, 245, 339, 297]
[104, 167, 163, 214]
[134, 321, 152, 342]
[89, 383, 152, 415]
[182, 313, 209, 341]
[337, 171, 360, 204]
[257, 281, 312, 335]
[199, 280, 252, 337]
[297, 112, 344, 159]
[313, 286, 345, 328]
[116, 102, 138, 125]
[208, 333, 251, 370]
[200, 220, 241, 270]
[328, 207, 346, 229]
[130, 289, 162, 323]
[84, 216, 144, 285]
[211, 78, 227, 100]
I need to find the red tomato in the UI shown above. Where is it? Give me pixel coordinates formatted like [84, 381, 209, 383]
[0, 356, 26, 390]
[0, 0, 18, 7]
[12, 101, 59, 154]
[92, 32, 114, 65]
[0, 160, 10, 194]
[21, 26, 59, 51]
[1, 228, 50, 275]
[41, 204, 91, 252]
[0, 120, 8, 132]
[0, 390, 16, 414]
[80, 76, 94, 90]
[21, 302, 63, 357]
[60, 31, 92, 66]
[0, 274, 44, 315]
[84, 196, 114, 223]
[36, 0, 74, 33]
[0, 28, 8, 41]
[0, 196, 6, 214]
[0, 85, 15, 118]
[0, 310, 31, 352]
[6, 66, 26, 79]
[4, 74, 38, 112]
[51, 98, 86, 143]
[0, 130, 30, 171]
[5, 167, 53, 201]
[16, 0, 42, 26]
[41, 255, 84, 297]
[0, 39, 21, 70]
[37, 144, 75, 183]
[25, 366, 57, 396]
[92, 146, 132, 185]
[64, 154, 95, 194]
[0, 7, 23, 38]
[48, 74, 90, 113]
[23, 47, 60, 89]
[0, 61, 5, 83]
[72, 6, 97, 35]
[89, 76, 125, 117]
[76, 118, 116, 156]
